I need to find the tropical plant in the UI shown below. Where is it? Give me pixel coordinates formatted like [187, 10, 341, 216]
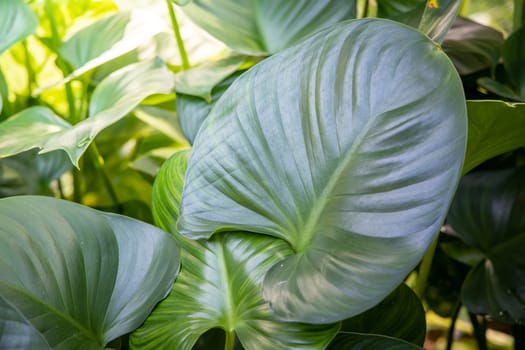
[0, 0, 524, 349]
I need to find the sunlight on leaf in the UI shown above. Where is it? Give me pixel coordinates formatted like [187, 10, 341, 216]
[0, 0, 38, 55]
[178, 19, 467, 323]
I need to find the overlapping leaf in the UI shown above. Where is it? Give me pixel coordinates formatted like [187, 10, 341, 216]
[447, 168, 525, 323]
[0, 59, 174, 166]
[464, 101, 525, 174]
[0, 0, 38, 55]
[178, 0, 356, 55]
[327, 333, 423, 350]
[131, 151, 339, 350]
[0, 196, 180, 349]
[178, 19, 467, 323]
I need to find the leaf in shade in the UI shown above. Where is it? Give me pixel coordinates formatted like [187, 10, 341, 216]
[173, 56, 245, 101]
[179, 0, 356, 55]
[377, 0, 461, 43]
[464, 101, 525, 174]
[131, 151, 339, 350]
[477, 78, 525, 102]
[178, 19, 467, 323]
[0, 59, 174, 166]
[502, 25, 525, 97]
[327, 333, 423, 350]
[442, 17, 504, 75]
[339, 284, 426, 346]
[0, 0, 38, 54]
[0, 195, 180, 349]
[447, 167, 525, 323]
[176, 70, 243, 144]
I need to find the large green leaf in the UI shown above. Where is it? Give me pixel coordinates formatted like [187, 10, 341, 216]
[0, 0, 38, 55]
[179, 0, 356, 55]
[447, 168, 525, 323]
[0, 195, 180, 349]
[131, 151, 339, 350]
[464, 101, 525, 174]
[502, 25, 525, 97]
[377, 0, 461, 43]
[178, 19, 467, 323]
[0, 59, 174, 166]
[442, 17, 504, 75]
[339, 284, 426, 345]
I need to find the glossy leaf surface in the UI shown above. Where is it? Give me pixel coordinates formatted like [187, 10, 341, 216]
[0, 0, 38, 54]
[0, 59, 174, 166]
[448, 168, 525, 323]
[132, 151, 339, 350]
[179, 19, 467, 323]
[464, 101, 525, 174]
[0, 196, 180, 349]
[179, 0, 356, 55]
[340, 284, 426, 345]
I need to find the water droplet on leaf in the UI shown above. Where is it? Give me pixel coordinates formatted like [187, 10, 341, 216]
[76, 137, 91, 148]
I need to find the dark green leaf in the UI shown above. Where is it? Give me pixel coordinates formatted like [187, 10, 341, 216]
[178, 19, 467, 323]
[176, 70, 243, 143]
[477, 77, 525, 102]
[327, 333, 423, 350]
[0, 0, 38, 54]
[179, 0, 356, 55]
[448, 167, 525, 323]
[443, 17, 504, 75]
[502, 25, 525, 96]
[340, 284, 426, 346]
[464, 101, 525, 174]
[0, 195, 180, 349]
[131, 151, 339, 350]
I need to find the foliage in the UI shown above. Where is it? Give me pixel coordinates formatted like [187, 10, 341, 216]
[0, 0, 523, 349]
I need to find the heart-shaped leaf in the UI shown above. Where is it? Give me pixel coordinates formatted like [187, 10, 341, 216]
[464, 101, 525, 174]
[0, 0, 38, 55]
[178, 19, 467, 323]
[131, 151, 339, 350]
[179, 0, 356, 55]
[447, 167, 525, 323]
[0, 195, 180, 349]
[0, 59, 174, 166]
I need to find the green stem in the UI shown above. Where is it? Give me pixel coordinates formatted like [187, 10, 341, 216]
[414, 233, 439, 298]
[515, 0, 525, 31]
[224, 330, 235, 350]
[45, 0, 77, 122]
[445, 300, 462, 350]
[468, 312, 487, 350]
[89, 143, 122, 211]
[165, 0, 190, 69]
[21, 40, 36, 98]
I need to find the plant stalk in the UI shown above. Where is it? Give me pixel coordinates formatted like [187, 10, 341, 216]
[89, 143, 122, 212]
[224, 330, 235, 350]
[515, 0, 525, 31]
[414, 233, 439, 298]
[468, 312, 488, 350]
[21, 40, 36, 98]
[165, 0, 190, 69]
[445, 300, 462, 350]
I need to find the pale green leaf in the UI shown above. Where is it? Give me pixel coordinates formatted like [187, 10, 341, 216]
[178, 19, 467, 323]
[0, 0, 38, 55]
[173, 56, 245, 101]
[0, 195, 180, 349]
[464, 101, 525, 174]
[131, 151, 339, 350]
[180, 0, 356, 55]
[0, 59, 175, 166]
